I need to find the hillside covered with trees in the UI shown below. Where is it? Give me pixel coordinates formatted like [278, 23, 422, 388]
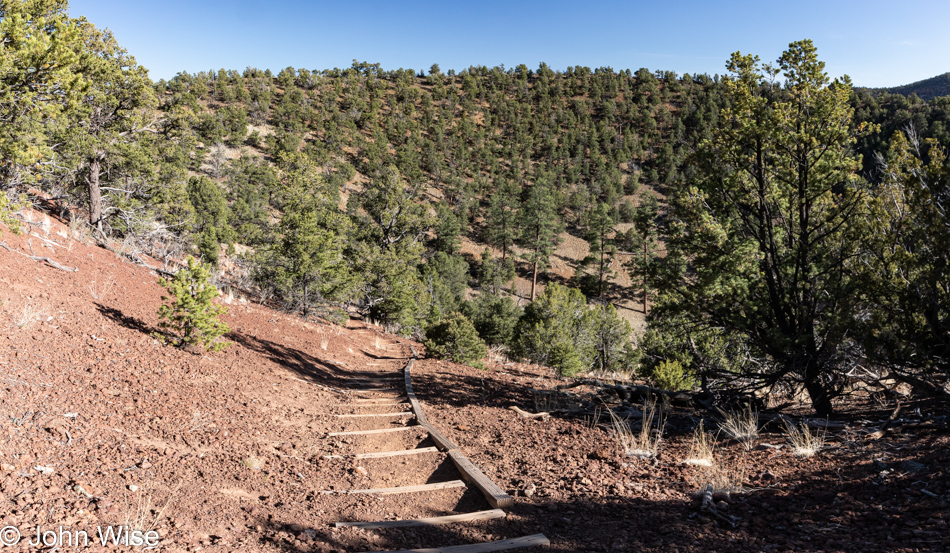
[3, 0, 950, 415]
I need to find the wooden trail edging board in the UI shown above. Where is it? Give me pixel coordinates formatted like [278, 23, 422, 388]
[447, 450, 513, 509]
[321, 480, 466, 495]
[357, 534, 550, 553]
[335, 509, 505, 529]
[404, 359, 428, 425]
[423, 423, 459, 451]
[403, 363, 514, 509]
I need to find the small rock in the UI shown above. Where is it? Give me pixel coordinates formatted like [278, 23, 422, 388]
[457, 425, 469, 431]
[34, 465, 54, 475]
[128, 484, 139, 492]
[524, 482, 536, 498]
[139, 461, 152, 469]
[354, 466, 368, 476]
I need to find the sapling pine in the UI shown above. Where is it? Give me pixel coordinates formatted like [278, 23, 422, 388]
[157, 257, 229, 351]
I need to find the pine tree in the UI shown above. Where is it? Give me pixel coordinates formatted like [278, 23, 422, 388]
[484, 178, 520, 262]
[625, 193, 660, 314]
[581, 202, 616, 297]
[157, 257, 229, 351]
[55, 18, 157, 233]
[0, 0, 86, 189]
[516, 174, 562, 301]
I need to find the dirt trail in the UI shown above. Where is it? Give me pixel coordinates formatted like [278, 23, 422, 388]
[1, 215, 949, 552]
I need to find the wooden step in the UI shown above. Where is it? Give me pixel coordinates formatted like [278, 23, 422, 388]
[335, 412, 414, 418]
[321, 480, 466, 495]
[354, 396, 408, 403]
[357, 534, 550, 553]
[331, 402, 410, 408]
[328, 426, 421, 437]
[354, 447, 439, 459]
[335, 509, 505, 528]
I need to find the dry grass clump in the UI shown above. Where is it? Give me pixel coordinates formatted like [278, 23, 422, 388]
[697, 458, 747, 495]
[782, 417, 825, 457]
[582, 366, 636, 382]
[718, 405, 759, 450]
[684, 420, 716, 467]
[487, 345, 511, 365]
[123, 481, 181, 534]
[13, 301, 44, 329]
[608, 397, 666, 459]
[88, 271, 115, 301]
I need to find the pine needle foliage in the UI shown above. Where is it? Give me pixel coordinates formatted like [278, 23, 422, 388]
[157, 257, 229, 352]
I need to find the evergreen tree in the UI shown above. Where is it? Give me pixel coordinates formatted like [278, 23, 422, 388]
[348, 166, 434, 333]
[625, 193, 660, 314]
[484, 178, 520, 262]
[187, 176, 234, 265]
[658, 41, 867, 415]
[515, 283, 595, 376]
[157, 256, 229, 352]
[516, 174, 562, 301]
[862, 130, 950, 391]
[432, 202, 462, 254]
[476, 248, 515, 296]
[423, 312, 487, 366]
[579, 202, 616, 297]
[267, 196, 352, 317]
[56, 18, 157, 233]
[0, 0, 86, 189]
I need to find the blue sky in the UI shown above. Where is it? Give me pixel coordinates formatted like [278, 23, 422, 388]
[68, 0, 950, 88]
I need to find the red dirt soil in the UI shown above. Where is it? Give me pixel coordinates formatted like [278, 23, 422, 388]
[1, 214, 949, 553]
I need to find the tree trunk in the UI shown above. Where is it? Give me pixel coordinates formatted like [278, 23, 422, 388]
[642, 241, 648, 315]
[803, 359, 834, 416]
[87, 155, 103, 231]
[531, 259, 538, 301]
[598, 242, 605, 297]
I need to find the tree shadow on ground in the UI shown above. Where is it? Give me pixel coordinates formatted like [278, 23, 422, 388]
[227, 330, 356, 386]
[96, 303, 157, 336]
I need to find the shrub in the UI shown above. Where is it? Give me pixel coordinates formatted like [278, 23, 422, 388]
[423, 312, 487, 366]
[651, 358, 698, 391]
[514, 283, 595, 376]
[463, 292, 522, 348]
[619, 198, 637, 223]
[157, 257, 230, 351]
[0, 191, 24, 235]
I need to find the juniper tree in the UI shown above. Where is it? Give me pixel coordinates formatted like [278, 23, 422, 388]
[658, 40, 868, 416]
